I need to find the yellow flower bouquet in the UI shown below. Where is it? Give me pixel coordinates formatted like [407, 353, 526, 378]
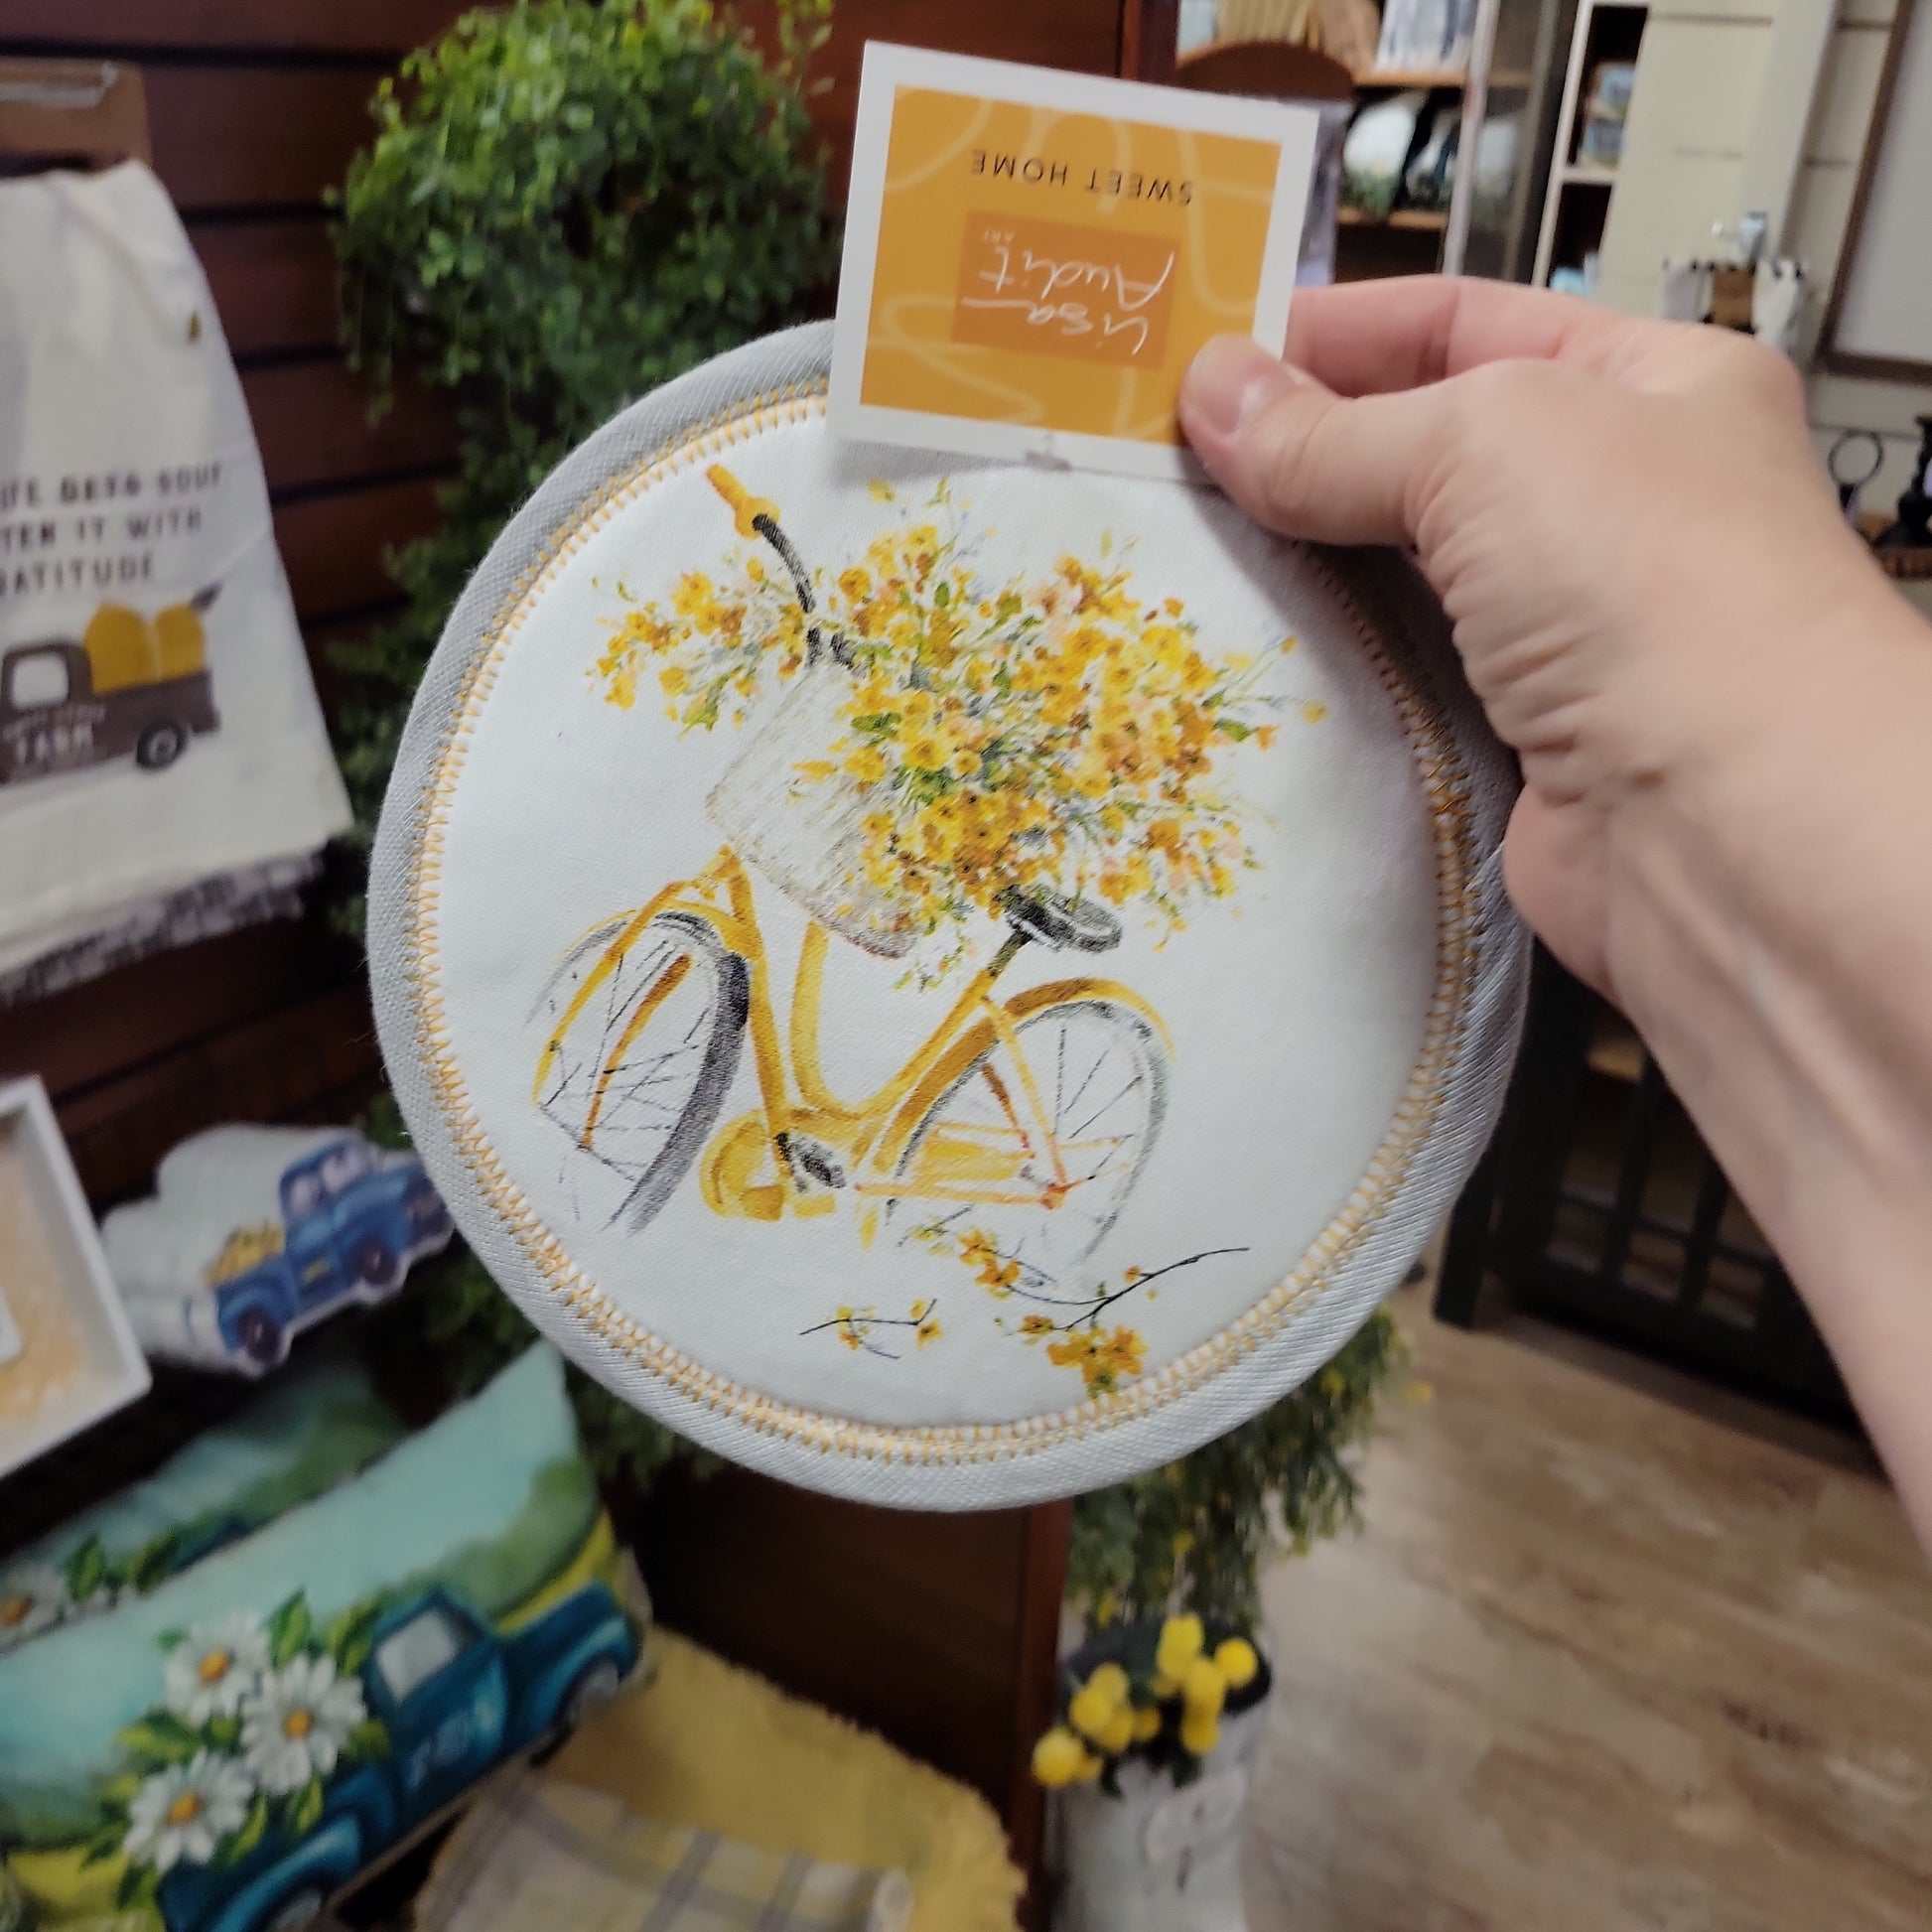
[1031, 1613, 1268, 1792]
[595, 484, 1293, 975]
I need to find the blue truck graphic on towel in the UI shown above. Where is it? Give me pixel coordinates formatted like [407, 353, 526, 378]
[157, 1583, 639, 1932]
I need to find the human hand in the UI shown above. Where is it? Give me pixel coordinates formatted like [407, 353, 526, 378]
[1178, 278, 1888, 1006]
[1183, 280, 1932, 1553]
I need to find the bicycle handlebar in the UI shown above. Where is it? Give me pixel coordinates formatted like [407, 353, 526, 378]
[705, 462, 826, 648]
[707, 465, 780, 541]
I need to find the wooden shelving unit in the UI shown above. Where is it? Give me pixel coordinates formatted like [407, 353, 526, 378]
[1339, 205, 1449, 229]
[1354, 64, 1531, 89]
[1336, 56, 1470, 275]
[1531, 0, 1649, 288]
[1353, 64, 1468, 87]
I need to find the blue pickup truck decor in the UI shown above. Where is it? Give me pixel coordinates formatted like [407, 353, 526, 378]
[103, 1127, 454, 1374]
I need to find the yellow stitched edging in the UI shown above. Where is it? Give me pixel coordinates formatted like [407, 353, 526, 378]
[401, 381, 1482, 1466]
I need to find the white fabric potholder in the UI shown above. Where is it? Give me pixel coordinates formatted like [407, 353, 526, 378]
[369, 323, 1526, 1509]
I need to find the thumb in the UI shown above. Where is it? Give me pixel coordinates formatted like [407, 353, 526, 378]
[1178, 335, 1449, 549]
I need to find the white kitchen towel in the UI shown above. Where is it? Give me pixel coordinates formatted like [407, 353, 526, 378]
[0, 160, 349, 974]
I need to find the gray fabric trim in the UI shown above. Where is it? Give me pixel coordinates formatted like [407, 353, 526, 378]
[367, 320, 1528, 1510]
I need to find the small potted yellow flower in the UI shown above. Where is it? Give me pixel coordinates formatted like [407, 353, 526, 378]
[1032, 1613, 1270, 1932]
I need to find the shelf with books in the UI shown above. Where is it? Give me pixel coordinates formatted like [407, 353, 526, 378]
[1338, 205, 1450, 229]
[1532, 0, 1649, 289]
[1352, 66, 1530, 90]
[1353, 65, 1467, 88]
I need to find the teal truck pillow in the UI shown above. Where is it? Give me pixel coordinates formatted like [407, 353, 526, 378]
[0, 1345, 643, 1932]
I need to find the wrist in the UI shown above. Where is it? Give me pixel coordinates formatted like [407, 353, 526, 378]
[1600, 566, 1932, 1335]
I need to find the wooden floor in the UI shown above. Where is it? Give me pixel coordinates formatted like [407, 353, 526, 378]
[1245, 1287, 1932, 1931]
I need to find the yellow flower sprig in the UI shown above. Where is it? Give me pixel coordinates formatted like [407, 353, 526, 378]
[595, 560, 806, 729]
[931, 1228, 1249, 1398]
[1031, 1615, 1266, 1789]
[798, 1299, 940, 1361]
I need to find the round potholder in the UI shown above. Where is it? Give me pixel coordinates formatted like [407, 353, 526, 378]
[369, 322, 1526, 1509]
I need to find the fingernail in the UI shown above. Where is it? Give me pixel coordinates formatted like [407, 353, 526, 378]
[1180, 337, 1304, 440]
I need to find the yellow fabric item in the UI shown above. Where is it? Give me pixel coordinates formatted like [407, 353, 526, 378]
[549, 1630, 1023, 1932]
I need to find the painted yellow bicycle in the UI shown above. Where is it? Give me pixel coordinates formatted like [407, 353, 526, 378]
[531, 470, 1171, 1273]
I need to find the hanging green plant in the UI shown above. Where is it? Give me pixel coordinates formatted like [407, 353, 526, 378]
[330, 0, 837, 881]
[331, 0, 837, 1488]
[1067, 1308, 1402, 1638]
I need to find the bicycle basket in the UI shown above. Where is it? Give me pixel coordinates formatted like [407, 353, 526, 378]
[706, 654, 916, 958]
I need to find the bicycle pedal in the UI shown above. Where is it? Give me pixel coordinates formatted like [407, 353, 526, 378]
[779, 1132, 847, 1191]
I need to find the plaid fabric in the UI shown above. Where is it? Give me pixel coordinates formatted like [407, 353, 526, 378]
[416, 1773, 912, 1932]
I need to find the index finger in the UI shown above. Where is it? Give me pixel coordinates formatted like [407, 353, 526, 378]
[1282, 276, 1654, 397]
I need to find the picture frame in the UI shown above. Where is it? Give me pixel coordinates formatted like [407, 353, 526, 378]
[1817, 0, 1932, 383]
[0, 1074, 150, 1477]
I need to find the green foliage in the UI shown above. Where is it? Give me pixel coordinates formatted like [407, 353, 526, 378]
[330, 0, 837, 878]
[114, 1713, 201, 1775]
[216, 1795, 270, 1870]
[361, 1222, 714, 1492]
[1067, 1310, 1403, 1637]
[265, 1591, 312, 1668]
[325, 1599, 383, 1678]
[334, 2, 833, 1494]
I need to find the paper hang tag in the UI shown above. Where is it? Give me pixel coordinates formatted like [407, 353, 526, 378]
[828, 44, 1320, 481]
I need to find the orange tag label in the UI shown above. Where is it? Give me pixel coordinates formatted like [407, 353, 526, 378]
[830, 47, 1317, 480]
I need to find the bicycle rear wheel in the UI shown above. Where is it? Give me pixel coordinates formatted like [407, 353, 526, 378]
[532, 909, 748, 1230]
[890, 995, 1168, 1279]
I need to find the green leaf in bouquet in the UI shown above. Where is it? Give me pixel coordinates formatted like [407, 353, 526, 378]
[206, 1716, 242, 1751]
[114, 1863, 160, 1910]
[126, 1532, 184, 1594]
[325, 1599, 382, 1677]
[65, 1537, 107, 1603]
[266, 1593, 313, 1668]
[215, 1795, 272, 1870]
[286, 1775, 326, 1840]
[117, 1710, 203, 1770]
[80, 1823, 127, 1867]
[341, 1718, 391, 1764]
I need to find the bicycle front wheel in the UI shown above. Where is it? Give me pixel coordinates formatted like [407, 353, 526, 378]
[532, 909, 748, 1231]
[889, 994, 1168, 1278]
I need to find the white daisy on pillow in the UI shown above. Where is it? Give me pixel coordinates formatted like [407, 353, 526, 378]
[0, 1563, 69, 1653]
[122, 1750, 254, 1873]
[241, 1654, 366, 1794]
[165, 1611, 272, 1724]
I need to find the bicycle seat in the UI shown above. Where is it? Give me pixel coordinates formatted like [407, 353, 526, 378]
[1002, 885, 1122, 953]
